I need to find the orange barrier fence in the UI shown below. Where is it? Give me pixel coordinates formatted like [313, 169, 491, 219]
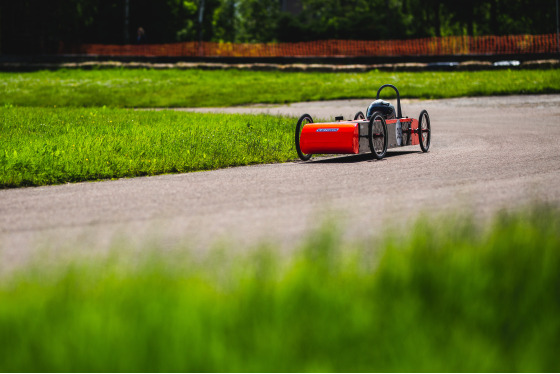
[61, 34, 559, 57]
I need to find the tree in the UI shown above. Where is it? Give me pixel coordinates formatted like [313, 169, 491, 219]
[235, 0, 281, 42]
[212, 0, 237, 42]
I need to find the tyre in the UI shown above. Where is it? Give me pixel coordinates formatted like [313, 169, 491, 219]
[368, 112, 388, 159]
[418, 110, 431, 152]
[295, 113, 313, 161]
[353, 111, 365, 120]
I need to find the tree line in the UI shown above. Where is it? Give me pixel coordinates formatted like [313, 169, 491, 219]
[0, 0, 556, 54]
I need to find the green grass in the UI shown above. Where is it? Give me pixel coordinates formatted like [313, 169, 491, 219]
[1, 205, 559, 372]
[0, 106, 295, 188]
[1, 68, 559, 108]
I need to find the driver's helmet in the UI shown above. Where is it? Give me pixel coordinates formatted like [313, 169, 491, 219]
[366, 99, 395, 120]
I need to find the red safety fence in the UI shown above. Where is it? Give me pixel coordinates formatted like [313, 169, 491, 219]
[60, 34, 559, 57]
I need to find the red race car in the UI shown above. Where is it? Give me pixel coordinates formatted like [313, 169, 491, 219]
[295, 84, 431, 161]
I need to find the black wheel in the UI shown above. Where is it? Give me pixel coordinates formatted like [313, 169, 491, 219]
[418, 110, 431, 152]
[295, 113, 313, 161]
[353, 111, 365, 120]
[368, 112, 388, 159]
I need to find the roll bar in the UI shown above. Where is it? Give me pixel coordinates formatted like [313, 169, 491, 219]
[376, 84, 402, 119]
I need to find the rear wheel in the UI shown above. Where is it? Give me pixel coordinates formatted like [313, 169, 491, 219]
[368, 112, 388, 159]
[419, 110, 431, 152]
[295, 114, 313, 161]
[353, 111, 365, 120]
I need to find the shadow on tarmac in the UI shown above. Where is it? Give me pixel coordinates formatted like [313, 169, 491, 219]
[304, 150, 421, 164]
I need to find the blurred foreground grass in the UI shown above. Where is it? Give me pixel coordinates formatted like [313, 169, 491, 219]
[0, 106, 295, 188]
[1, 205, 559, 372]
[1, 68, 559, 108]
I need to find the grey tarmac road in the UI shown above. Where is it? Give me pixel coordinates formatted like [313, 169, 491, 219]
[1, 95, 560, 271]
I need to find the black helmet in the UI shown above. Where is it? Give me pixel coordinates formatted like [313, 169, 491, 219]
[366, 99, 395, 120]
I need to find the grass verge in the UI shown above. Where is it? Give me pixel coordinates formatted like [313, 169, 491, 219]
[1, 68, 559, 108]
[0, 205, 559, 372]
[0, 106, 295, 188]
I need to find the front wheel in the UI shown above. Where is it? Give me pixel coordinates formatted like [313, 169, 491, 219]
[418, 110, 431, 152]
[295, 114, 313, 161]
[368, 112, 388, 160]
[353, 111, 365, 120]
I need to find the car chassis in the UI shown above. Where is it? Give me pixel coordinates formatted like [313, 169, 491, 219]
[295, 84, 431, 161]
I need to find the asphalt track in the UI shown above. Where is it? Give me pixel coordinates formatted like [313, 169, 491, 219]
[1, 95, 560, 270]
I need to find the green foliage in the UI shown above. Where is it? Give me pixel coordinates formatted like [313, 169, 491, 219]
[0, 107, 296, 188]
[294, 0, 408, 40]
[1, 205, 559, 371]
[175, 0, 199, 41]
[212, 0, 237, 42]
[294, 0, 557, 39]
[235, 0, 280, 42]
[1, 68, 559, 109]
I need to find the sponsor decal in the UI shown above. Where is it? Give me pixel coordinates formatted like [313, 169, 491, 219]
[317, 128, 339, 132]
